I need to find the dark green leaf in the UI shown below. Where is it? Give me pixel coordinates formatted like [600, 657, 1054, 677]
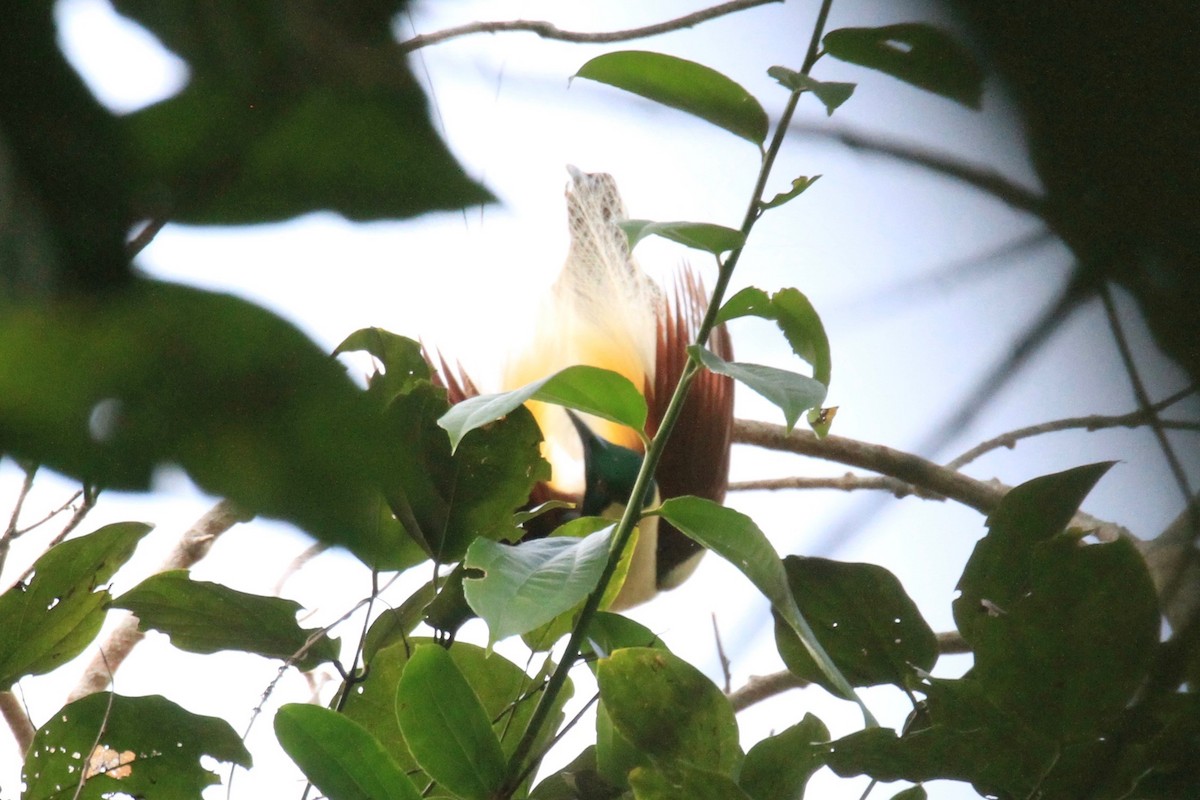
[575, 51, 768, 146]
[740, 713, 830, 800]
[823, 24, 984, 109]
[530, 746, 624, 799]
[0, 280, 385, 554]
[618, 220, 746, 255]
[334, 327, 432, 402]
[825, 678, 1056, 799]
[439, 364, 648, 453]
[464, 524, 613, 645]
[387, 380, 549, 563]
[629, 764, 755, 799]
[656, 496, 868, 716]
[888, 786, 928, 800]
[22, 692, 250, 799]
[716, 287, 831, 387]
[969, 534, 1159, 739]
[275, 704, 420, 800]
[954, 462, 1114, 643]
[767, 67, 856, 115]
[118, 38, 490, 222]
[760, 176, 822, 212]
[690, 345, 826, 431]
[395, 645, 507, 800]
[584, 611, 670, 659]
[345, 638, 569, 783]
[114, 570, 339, 670]
[0, 522, 151, 689]
[773, 556, 938, 692]
[598, 647, 742, 776]
[363, 580, 437, 662]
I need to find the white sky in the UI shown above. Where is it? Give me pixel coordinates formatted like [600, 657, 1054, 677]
[1, 1, 1195, 798]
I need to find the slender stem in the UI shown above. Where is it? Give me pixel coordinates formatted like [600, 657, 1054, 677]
[398, 0, 781, 54]
[501, 2, 836, 791]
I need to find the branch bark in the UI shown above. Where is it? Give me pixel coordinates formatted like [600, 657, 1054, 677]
[398, 0, 781, 54]
[69, 499, 253, 701]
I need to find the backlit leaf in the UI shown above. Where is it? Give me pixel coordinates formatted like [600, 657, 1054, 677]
[575, 51, 768, 145]
[690, 345, 826, 431]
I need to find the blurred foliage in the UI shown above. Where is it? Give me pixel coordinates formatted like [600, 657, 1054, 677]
[1, 5, 1197, 800]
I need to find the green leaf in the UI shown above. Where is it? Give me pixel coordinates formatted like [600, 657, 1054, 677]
[275, 704, 421, 800]
[690, 345, 826, 432]
[575, 51, 769, 146]
[767, 67, 856, 115]
[465, 523, 613, 646]
[585, 611, 670, 659]
[362, 580, 438, 661]
[825, 677, 1056, 799]
[740, 713, 830, 800]
[954, 462, 1115, 640]
[971, 534, 1158, 739]
[114, 570, 339, 670]
[438, 364, 648, 453]
[773, 556, 938, 692]
[888, 786, 928, 800]
[629, 765, 756, 799]
[386, 380, 549, 563]
[596, 702, 652, 789]
[822, 24, 984, 109]
[717, 287, 831, 387]
[395, 645, 507, 800]
[760, 175, 822, 211]
[618, 220, 746, 255]
[0, 280, 384, 554]
[345, 637, 570, 783]
[119, 73, 491, 224]
[334, 327, 433, 401]
[655, 496, 871, 720]
[529, 746, 623, 799]
[22, 692, 251, 799]
[598, 648, 742, 776]
[0, 522, 151, 690]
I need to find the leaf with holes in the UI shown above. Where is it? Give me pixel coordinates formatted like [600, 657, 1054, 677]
[22, 692, 250, 799]
[773, 556, 938, 692]
[823, 24, 984, 109]
[0, 522, 151, 690]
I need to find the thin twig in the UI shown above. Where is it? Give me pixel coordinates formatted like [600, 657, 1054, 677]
[946, 397, 1200, 470]
[730, 473, 914, 496]
[15, 485, 99, 585]
[398, 0, 780, 54]
[69, 499, 253, 700]
[712, 614, 733, 693]
[0, 464, 38, 576]
[1097, 284, 1195, 507]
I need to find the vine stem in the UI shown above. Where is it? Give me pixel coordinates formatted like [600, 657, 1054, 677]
[499, 1, 836, 792]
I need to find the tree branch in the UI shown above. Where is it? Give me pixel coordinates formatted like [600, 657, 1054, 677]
[729, 473, 916, 496]
[69, 499, 253, 701]
[0, 690, 34, 757]
[397, 0, 781, 54]
[728, 632, 971, 712]
[732, 418, 1133, 543]
[946, 392, 1199, 470]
